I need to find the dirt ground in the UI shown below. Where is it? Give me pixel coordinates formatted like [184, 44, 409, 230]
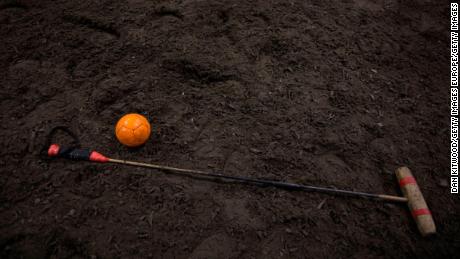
[0, 0, 458, 258]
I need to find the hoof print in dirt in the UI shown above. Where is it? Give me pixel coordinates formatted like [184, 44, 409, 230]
[163, 59, 236, 85]
[189, 234, 238, 259]
[0, 0, 28, 10]
[260, 37, 290, 57]
[63, 14, 120, 38]
[91, 77, 129, 108]
[153, 6, 183, 20]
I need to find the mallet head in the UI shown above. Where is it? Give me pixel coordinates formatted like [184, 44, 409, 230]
[396, 167, 436, 236]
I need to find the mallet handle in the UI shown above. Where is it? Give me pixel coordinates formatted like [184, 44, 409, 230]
[47, 144, 109, 162]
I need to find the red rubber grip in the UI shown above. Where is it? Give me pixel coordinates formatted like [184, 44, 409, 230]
[48, 144, 60, 156]
[47, 144, 108, 163]
[89, 151, 109, 162]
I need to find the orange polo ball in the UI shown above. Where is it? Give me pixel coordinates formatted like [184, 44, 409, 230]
[115, 113, 151, 147]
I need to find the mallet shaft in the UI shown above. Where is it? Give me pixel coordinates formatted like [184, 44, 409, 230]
[108, 158, 408, 203]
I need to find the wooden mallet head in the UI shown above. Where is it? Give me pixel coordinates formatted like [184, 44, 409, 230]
[396, 167, 436, 236]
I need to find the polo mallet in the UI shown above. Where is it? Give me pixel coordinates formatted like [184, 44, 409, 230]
[47, 144, 436, 236]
